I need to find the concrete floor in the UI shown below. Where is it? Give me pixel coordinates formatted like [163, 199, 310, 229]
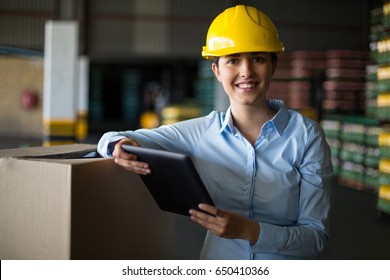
[318, 184, 390, 259]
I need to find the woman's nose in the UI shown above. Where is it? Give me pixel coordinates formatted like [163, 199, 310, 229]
[240, 60, 254, 78]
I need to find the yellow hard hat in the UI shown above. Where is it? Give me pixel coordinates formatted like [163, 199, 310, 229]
[202, 5, 284, 60]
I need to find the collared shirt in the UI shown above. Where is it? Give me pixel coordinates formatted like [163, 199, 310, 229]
[97, 100, 333, 260]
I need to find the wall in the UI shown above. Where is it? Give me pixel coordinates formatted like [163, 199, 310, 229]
[0, 0, 369, 60]
[0, 0, 57, 50]
[0, 56, 43, 137]
[87, 0, 369, 60]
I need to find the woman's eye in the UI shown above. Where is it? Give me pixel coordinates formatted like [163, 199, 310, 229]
[227, 59, 238, 64]
[253, 56, 265, 62]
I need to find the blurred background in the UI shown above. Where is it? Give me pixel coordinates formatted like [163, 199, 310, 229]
[0, 0, 369, 147]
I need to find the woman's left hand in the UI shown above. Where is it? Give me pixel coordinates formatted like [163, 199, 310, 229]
[189, 203, 260, 244]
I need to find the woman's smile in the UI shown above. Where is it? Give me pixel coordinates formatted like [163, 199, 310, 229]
[236, 81, 258, 89]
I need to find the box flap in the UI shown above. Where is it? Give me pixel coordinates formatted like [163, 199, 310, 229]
[0, 144, 97, 158]
[0, 158, 73, 259]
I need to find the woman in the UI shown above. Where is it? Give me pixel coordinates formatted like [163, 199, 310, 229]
[97, 5, 333, 260]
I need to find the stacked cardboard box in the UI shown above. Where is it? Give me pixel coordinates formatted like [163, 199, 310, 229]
[0, 144, 176, 260]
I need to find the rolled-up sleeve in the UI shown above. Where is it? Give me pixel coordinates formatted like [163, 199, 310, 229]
[97, 131, 128, 157]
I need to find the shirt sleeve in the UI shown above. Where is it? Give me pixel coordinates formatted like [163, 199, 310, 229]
[250, 122, 334, 257]
[97, 132, 128, 157]
[97, 115, 215, 157]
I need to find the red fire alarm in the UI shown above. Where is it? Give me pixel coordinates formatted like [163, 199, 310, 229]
[22, 89, 38, 110]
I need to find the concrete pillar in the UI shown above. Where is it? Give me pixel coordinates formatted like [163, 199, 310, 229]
[75, 56, 89, 142]
[43, 21, 78, 146]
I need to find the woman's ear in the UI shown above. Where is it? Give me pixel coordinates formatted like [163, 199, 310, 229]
[212, 63, 222, 82]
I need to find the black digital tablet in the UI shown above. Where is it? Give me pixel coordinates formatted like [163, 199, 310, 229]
[122, 145, 214, 216]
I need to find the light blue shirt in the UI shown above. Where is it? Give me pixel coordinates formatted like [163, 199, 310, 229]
[97, 100, 333, 260]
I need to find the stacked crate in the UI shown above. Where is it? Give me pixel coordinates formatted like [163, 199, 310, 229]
[378, 131, 390, 213]
[365, 64, 379, 118]
[377, 57, 390, 212]
[321, 117, 342, 176]
[340, 121, 363, 189]
[376, 64, 390, 120]
[375, 64, 390, 209]
[368, 1, 384, 120]
[268, 52, 291, 103]
[319, 47, 380, 193]
[322, 50, 369, 115]
[365, 124, 382, 192]
[322, 116, 380, 193]
[318, 48, 380, 193]
[269, 51, 326, 121]
[371, 0, 390, 215]
[338, 117, 368, 191]
[288, 51, 326, 121]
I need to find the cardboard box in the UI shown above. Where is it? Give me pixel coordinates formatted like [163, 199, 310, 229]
[0, 144, 174, 260]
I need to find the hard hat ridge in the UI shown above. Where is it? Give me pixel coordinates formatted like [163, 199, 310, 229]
[202, 5, 284, 60]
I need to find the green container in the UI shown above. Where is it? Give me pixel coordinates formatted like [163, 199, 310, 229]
[331, 156, 340, 175]
[341, 120, 369, 144]
[377, 198, 390, 215]
[380, 146, 390, 157]
[377, 80, 390, 93]
[321, 119, 341, 139]
[364, 175, 380, 190]
[377, 107, 390, 121]
[339, 168, 364, 183]
[379, 172, 390, 185]
[339, 143, 366, 163]
[365, 155, 380, 167]
[365, 125, 381, 146]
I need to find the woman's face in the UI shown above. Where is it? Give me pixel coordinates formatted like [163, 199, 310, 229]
[212, 52, 276, 108]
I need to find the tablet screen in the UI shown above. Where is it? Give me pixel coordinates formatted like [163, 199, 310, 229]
[122, 145, 214, 216]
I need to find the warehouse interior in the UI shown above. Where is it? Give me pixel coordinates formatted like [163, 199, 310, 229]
[1, 0, 390, 260]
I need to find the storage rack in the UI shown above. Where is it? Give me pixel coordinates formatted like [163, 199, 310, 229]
[320, 48, 375, 193]
[364, 0, 390, 215]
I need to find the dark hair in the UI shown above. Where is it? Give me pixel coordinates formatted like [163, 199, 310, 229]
[213, 57, 220, 66]
[213, 53, 278, 68]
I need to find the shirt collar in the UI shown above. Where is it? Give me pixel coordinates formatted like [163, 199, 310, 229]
[268, 99, 290, 136]
[218, 99, 290, 136]
[219, 107, 234, 134]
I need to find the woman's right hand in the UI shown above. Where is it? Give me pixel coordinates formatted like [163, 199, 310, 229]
[112, 138, 151, 175]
